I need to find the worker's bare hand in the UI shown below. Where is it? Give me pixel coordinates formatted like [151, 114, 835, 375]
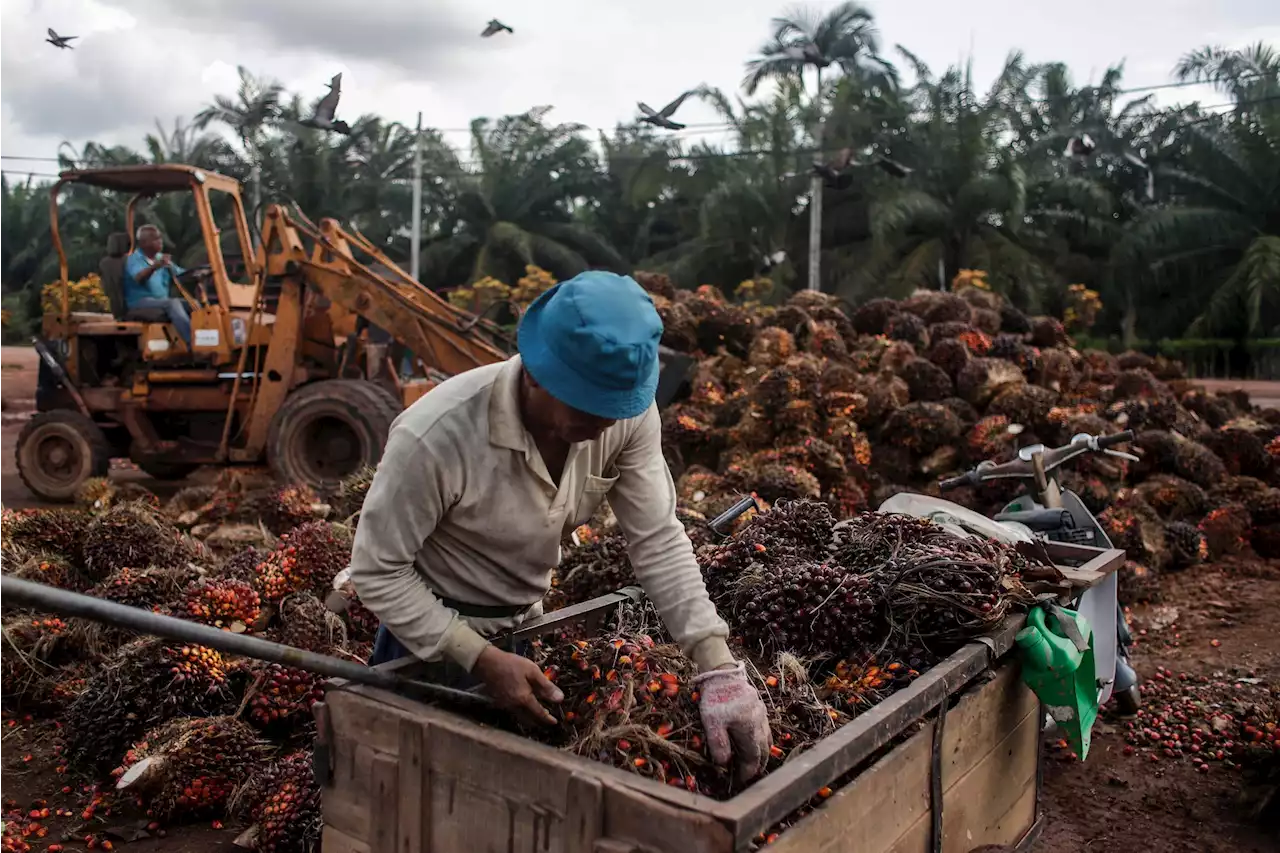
[472, 646, 563, 726]
[695, 661, 772, 780]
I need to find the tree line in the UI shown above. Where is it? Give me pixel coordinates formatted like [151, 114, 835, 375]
[1, 3, 1276, 348]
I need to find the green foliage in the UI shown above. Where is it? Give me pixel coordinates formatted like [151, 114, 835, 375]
[1, 23, 1276, 351]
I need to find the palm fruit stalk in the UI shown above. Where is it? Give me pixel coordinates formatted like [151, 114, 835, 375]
[114, 716, 271, 823]
[1164, 522, 1209, 571]
[334, 465, 377, 523]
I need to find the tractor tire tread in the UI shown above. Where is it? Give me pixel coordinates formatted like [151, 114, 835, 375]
[15, 409, 112, 503]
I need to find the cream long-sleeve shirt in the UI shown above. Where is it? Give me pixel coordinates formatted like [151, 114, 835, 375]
[348, 356, 735, 673]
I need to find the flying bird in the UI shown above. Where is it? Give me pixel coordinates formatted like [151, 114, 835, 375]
[812, 148, 911, 186]
[46, 28, 77, 49]
[637, 91, 694, 131]
[299, 73, 350, 135]
[482, 19, 512, 37]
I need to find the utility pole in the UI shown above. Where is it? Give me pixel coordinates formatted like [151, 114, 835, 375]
[410, 112, 423, 282]
[806, 68, 824, 293]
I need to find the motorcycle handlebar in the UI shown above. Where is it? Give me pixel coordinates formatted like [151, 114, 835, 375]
[938, 430, 1135, 490]
[1097, 429, 1135, 449]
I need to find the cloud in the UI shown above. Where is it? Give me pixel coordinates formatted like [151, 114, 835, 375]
[93, 0, 482, 75]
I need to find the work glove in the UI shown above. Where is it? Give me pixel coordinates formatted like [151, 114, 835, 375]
[695, 661, 772, 780]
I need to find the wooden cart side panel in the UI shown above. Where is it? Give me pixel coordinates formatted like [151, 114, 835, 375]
[768, 722, 935, 853]
[940, 664, 1038, 784]
[323, 824, 372, 853]
[770, 662, 1039, 853]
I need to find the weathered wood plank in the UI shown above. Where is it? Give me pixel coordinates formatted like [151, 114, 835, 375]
[369, 754, 398, 853]
[941, 663, 1038, 786]
[940, 705, 1039, 850]
[565, 775, 603, 853]
[601, 781, 735, 853]
[323, 824, 372, 853]
[769, 722, 934, 853]
[397, 721, 428, 853]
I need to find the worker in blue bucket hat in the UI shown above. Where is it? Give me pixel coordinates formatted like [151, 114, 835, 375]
[350, 270, 772, 778]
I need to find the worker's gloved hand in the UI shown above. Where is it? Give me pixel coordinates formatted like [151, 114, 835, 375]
[695, 661, 772, 780]
[472, 645, 563, 727]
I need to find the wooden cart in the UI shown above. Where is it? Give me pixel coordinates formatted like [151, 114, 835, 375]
[315, 542, 1124, 853]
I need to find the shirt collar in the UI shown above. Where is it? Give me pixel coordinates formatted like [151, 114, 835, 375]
[488, 355, 527, 451]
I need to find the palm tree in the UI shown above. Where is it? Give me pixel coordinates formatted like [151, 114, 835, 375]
[583, 127, 686, 265]
[854, 54, 1070, 307]
[420, 108, 624, 287]
[743, 1, 895, 292]
[194, 66, 284, 222]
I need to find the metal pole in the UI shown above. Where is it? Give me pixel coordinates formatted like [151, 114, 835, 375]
[410, 111, 424, 282]
[0, 575, 492, 710]
[807, 67, 825, 293]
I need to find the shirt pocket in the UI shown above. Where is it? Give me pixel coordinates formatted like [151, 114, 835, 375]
[571, 472, 619, 528]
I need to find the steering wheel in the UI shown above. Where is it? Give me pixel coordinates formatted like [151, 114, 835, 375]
[176, 264, 212, 286]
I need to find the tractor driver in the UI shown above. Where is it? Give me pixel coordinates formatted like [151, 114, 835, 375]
[349, 270, 773, 779]
[123, 225, 192, 345]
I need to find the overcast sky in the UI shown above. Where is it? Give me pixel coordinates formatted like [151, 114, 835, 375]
[2, 0, 1277, 179]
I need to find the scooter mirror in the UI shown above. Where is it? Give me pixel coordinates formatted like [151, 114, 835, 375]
[1017, 444, 1046, 461]
[1070, 433, 1093, 445]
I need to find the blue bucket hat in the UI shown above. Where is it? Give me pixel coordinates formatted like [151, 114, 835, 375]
[517, 271, 663, 420]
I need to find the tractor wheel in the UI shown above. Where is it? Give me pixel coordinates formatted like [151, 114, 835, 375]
[136, 459, 201, 481]
[266, 380, 399, 492]
[16, 410, 111, 503]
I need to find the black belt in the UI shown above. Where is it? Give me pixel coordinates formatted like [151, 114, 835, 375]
[440, 597, 537, 619]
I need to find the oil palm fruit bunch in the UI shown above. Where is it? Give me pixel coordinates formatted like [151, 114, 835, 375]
[334, 465, 377, 522]
[927, 337, 972, 379]
[698, 500, 835, 604]
[900, 358, 953, 402]
[989, 334, 1039, 373]
[885, 312, 928, 348]
[93, 565, 196, 610]
[115, 716, 270, 822]
[1209, 475, 1270, 507]
[1205, 428, 1273, 479]
[1058, 471, 1112, 516]
[1099, 497, 1169, 570]
[1117, 561, 1162, 604]
[167, 484, 218, 516]
[5, 553, 88, 595]
[882, 402, 963, 457]
[1198, 504, 1252, 559]
[183, 577, 262, 631]
[956, 358, 1025, 408]
[65, 638, 237, 772]
[1164, 522, 1209, 570]
[245, 663, 326, 736]
[82, 503, 188, 582]
[850, 298, 898, 335]
[76, 477, 160, 513]
[1170, 435, 1229, 489]
[966, 415, 1019, 463]
[1, 507, 92, 566]
[1245, 488, 1280, 526]
[0, 615, 71, 707]
[236, 751, 322, 853]
[556, 531, 635, 607]
[253, 521, 352, 602]
[258, 484, 326, 536]
[987, 385, 1058, 433]
[279, 592, 345, 653]
[221, 545, 265, 583]
[731, 557, 879, 657]
[1135, 475, 1209, 522]
[818, 654, 926, 717]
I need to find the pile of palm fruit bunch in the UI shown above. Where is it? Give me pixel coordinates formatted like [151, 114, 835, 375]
[0, 475, 374, 852]
[524, 500, 1037, 799]
[625, 268, 1280, 608]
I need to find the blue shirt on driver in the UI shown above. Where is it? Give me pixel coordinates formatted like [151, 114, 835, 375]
[123, 249, 185, 307]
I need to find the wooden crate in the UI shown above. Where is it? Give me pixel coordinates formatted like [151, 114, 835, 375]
[317, 543, 1120, 853]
